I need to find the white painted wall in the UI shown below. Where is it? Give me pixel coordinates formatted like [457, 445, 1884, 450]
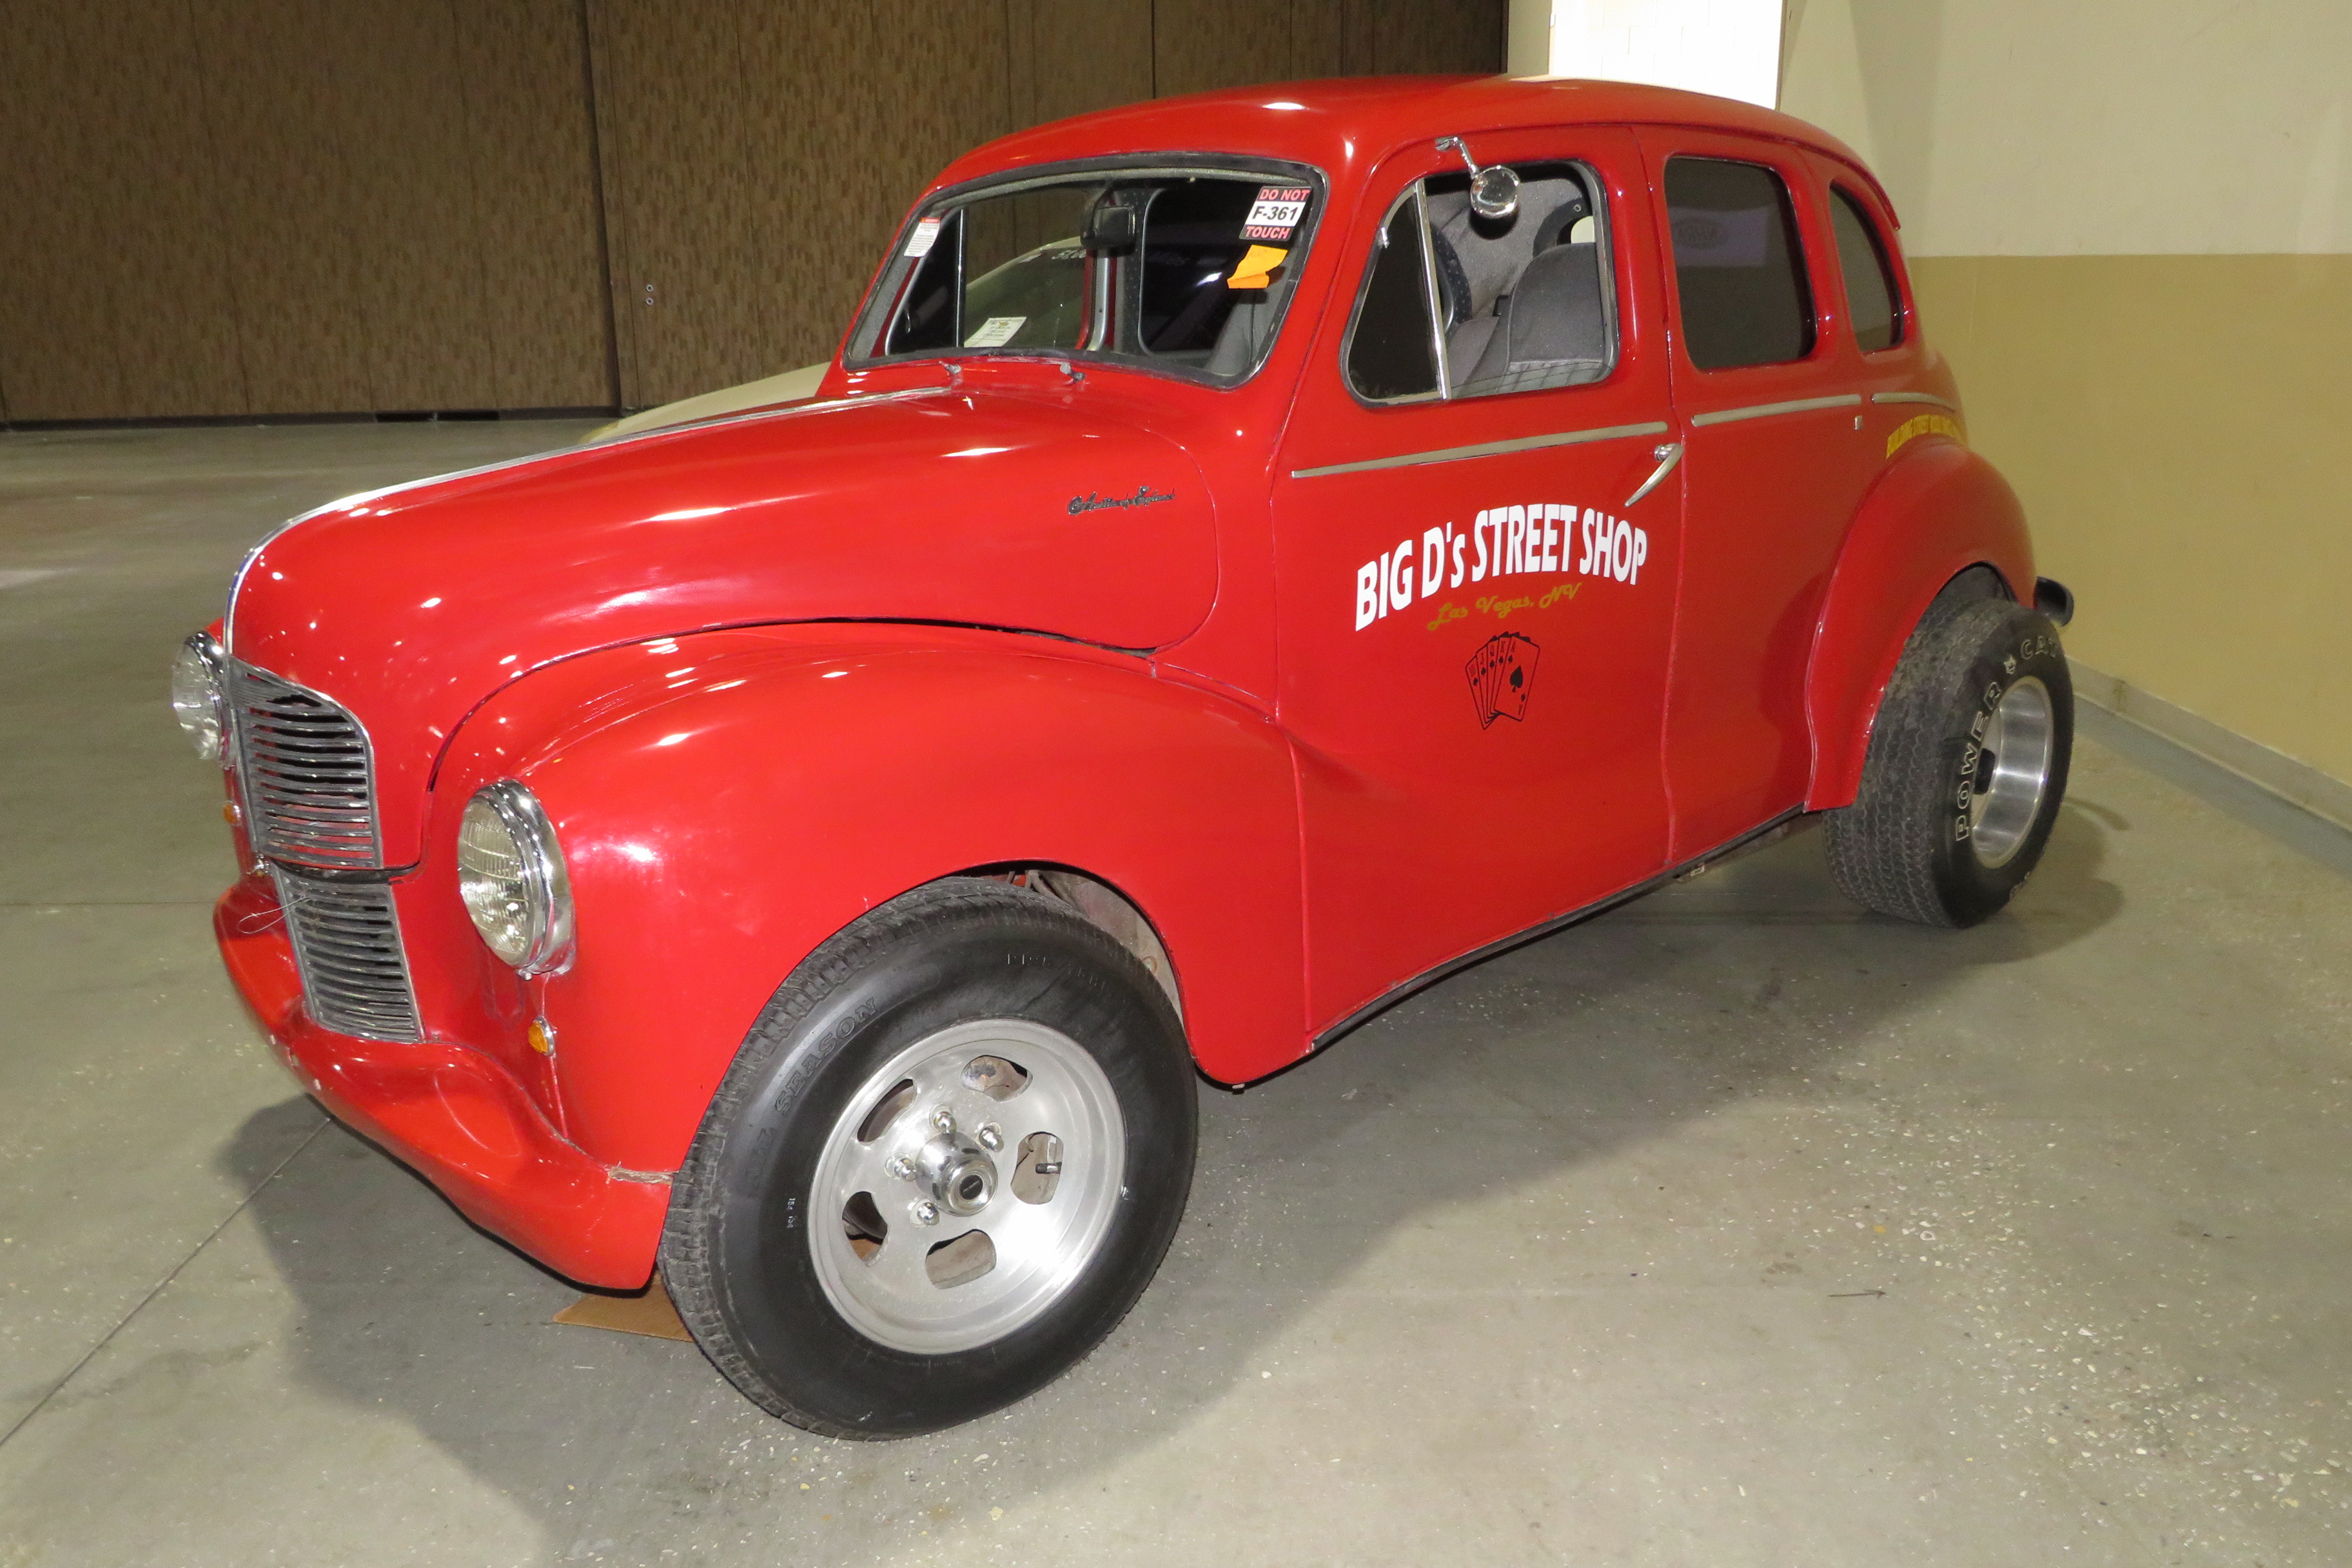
[1507, 0, 1783, 110]
[1779, 0, 2352, 256]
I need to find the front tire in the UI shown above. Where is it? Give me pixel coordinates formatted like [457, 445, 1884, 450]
[1824, 589, 2073, 926]
[661, 877, 1196, 1438]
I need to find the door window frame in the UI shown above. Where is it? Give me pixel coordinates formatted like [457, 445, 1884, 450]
[1340, 158, 1622, 408]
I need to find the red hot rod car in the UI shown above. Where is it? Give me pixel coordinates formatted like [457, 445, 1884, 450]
[174, 75, 2073, 1436]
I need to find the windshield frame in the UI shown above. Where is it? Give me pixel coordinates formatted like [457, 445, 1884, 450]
[845, 153, 1331, 389]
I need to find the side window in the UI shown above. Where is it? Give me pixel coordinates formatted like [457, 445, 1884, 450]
[1426, 162, 1614, 398]
[1663, 157, 1814, 370]
[1829, 186, 1903, 351]
[1344, 162, 1616, 404]
[1345, 195, 1441, 402]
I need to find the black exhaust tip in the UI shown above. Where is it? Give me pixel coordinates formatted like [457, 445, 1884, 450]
[2034, 576, 2075, 627]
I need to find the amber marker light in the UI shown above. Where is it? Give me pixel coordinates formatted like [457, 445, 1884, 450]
[528, 1018, 558, 1056]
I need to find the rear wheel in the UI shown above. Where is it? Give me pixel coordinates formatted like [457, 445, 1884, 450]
[661, 877, 1195, 1437]
[1824, 588, 2073, 926]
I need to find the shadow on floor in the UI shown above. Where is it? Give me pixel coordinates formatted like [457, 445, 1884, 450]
[213, 810, 2122, 1556]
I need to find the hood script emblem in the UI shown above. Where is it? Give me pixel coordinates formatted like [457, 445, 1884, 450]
[1068, 485, 1174, 516]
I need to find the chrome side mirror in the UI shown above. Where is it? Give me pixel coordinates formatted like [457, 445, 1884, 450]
[1435, 135, 1520, 220]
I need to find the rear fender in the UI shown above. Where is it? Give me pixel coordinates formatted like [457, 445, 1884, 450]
[1805, 441, 2035, 809]
[431, 623, 1306, 1173]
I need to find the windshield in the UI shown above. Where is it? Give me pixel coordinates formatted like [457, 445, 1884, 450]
[850, 163, 1323, 385]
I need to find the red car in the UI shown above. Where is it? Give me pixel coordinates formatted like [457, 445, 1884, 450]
[172, 75, 2073, 1437]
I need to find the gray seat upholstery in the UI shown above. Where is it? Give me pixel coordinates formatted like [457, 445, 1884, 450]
[1458, 240, 1608, 395]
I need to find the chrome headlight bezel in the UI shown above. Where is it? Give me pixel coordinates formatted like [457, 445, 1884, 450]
[456, 781, 575, 975]
[171, 631, 229, 761]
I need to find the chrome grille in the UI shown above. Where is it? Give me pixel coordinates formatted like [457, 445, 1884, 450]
[230, 663, 380, 868]
[273, 872, 424, 1042]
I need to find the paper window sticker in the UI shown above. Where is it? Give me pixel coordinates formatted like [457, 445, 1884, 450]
[905, 216, 945, 257]
[1226, 244, 1289, 290]
[963, 315, 1026, 348]
[1240, 185, 1312, 241]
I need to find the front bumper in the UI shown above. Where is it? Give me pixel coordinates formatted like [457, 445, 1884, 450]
[213, 877, 668, 1288]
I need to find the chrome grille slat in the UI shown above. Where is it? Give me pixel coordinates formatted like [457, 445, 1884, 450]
[271, 872, 424, 1043]
[229, 663, 382, 868]
[229, 660, 422, 1044]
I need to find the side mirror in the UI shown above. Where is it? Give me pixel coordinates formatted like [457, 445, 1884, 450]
[1469, 165, 1522, 220]
[1435, 135, 1520, 220]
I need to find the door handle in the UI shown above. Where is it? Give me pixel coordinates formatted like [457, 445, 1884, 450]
[1623, 442, 1683, 509]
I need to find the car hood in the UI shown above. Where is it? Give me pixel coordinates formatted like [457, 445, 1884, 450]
[228, 384, 1215, 867]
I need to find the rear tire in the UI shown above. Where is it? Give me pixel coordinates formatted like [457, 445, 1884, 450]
[661, 877, 1196, 1438]
[1823, 589, 2073, 926]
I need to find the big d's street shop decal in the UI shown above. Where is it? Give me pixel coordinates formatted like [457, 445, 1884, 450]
[1355, 502, 1648, 631]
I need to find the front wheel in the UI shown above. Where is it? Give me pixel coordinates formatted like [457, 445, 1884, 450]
[1824, 590, 2073, 926]
[661, 877, 1196, 1438]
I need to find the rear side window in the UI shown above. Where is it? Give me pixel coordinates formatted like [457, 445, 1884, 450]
[1829, 187, 1903, 351]
[1345, 195, 1441, 401]
[1664, 157, 1814, 369]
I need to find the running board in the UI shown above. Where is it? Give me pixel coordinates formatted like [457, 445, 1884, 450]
[1308, 807, 1816, 1054]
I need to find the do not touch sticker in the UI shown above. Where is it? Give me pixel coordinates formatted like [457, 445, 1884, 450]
[1241, 186, 1311, 241]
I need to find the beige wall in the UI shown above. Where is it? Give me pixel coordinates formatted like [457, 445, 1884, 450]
[1783, 0, 2352, 789]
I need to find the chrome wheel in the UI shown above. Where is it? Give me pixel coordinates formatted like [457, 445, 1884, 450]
[1967, 674, 2055, 868]
[809, 1018, 1125, 1355]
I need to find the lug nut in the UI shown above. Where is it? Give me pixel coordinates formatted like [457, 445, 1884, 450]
[885, 1155, 916, 1181]
[977, 1123, 1003, 1152]
[929, 1106, 956, 1134]
[911, 1200, 940, 1226]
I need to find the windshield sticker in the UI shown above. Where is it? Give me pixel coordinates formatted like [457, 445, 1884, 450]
[1465, 634, 1540, 728]
[1242, 186, 1312, 241]
[1227, 244, 1288, 289]
[964, 315, 1026, 348]
[1352, 504, 1649, 631]
[905, 216, 945, 257]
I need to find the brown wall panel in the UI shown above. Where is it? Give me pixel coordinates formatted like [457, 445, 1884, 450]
[587, 0, 765, 407]
[1362, 0, 1507, 75]
[82, 0, 251, 418]
[340, 0, 499, 411]
[1, 0, 1502, 420]
[1155, 0, 1307, 98]
[193, 0, 380, 413]
[0, 2, 128, 420]
[0, 1, 246, 420]
[594, 0, 1014, 407]
[741, 3, 1012, 373]
[1010, 0, 1154, 130]
[462, 0, 616, 409]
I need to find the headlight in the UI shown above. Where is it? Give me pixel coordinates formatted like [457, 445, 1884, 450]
[456, 782, 575, 974]
[171, 632, 228, 760]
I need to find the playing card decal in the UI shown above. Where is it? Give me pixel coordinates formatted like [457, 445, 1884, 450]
[1465, 633, 1540, 729]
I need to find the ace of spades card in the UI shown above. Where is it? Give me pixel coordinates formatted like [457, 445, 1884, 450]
[1464, 633, 1540, 728]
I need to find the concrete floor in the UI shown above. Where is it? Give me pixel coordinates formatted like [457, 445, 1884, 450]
[3, 420, 2351, 1567]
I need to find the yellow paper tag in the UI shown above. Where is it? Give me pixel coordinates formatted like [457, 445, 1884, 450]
[1227, 244, 1289, 289]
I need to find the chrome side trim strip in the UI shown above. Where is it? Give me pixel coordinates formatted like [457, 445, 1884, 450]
[1289, 420, 1671, 480]
[1871, 390, 1959, 411]
[1688, 393, 1863, 427]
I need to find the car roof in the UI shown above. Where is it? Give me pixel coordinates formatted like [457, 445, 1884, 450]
[930, 74, 1891, 221]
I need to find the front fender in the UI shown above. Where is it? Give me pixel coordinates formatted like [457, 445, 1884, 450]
[433, 623, 1306, 1173]
[1805, 440, 2036, 810]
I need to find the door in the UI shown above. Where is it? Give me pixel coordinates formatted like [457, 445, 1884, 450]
[1636, 130, 1881, 859]
[1273, 128, 1682, 1028]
